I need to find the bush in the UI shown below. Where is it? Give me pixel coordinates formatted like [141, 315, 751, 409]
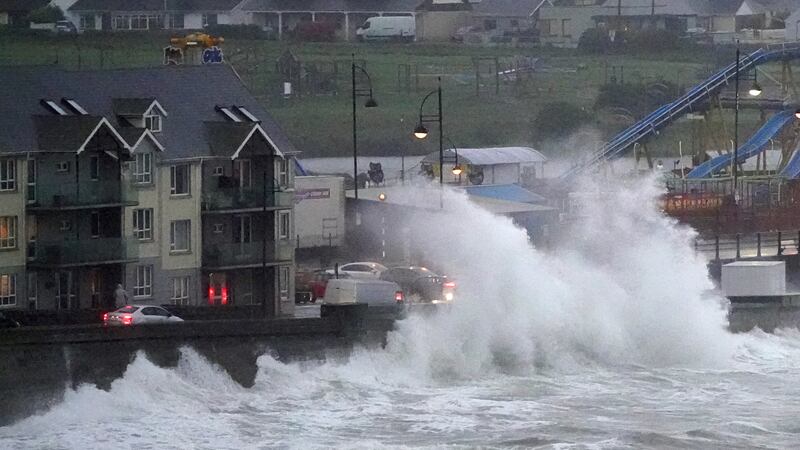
[579, 27, 681, 54]
[595, 81, 681, 117]
[203, 24, 274, 40]
[627, 28, 679, 53]
[533, 102, 591, 140]
[578, 28, 612, 53]
[27, 5, 64, 24]
[292, 21, 337, 42]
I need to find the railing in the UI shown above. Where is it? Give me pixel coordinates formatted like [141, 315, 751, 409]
[28, 238, 138, 266]
[202, 240, 294, 268]
[31, 179, 137, 209]
[695, 231, 800, 261]
[201, 187, 294, 211]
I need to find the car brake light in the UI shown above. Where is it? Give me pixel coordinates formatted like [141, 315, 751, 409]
[221, 286, 228, 305]
[443, 281, 456, 289]
[103, 313, 108, 322]
[208, 287, 215, 305]
[121, 314, 133, 326]
[395, 291, 404, 304]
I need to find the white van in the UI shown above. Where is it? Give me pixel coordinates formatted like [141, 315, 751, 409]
[356, 16, 415, 42]
[323, 279, 404, 306]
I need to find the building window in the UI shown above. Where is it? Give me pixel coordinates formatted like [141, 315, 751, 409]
[90, 155, 100, 180]
[56, 161, 70, 173]
[0, 216, 16, 249]
[145, 114, 161, 133]
[170, 220, 191, 253]
[279, 211, 290, 240]
[277, 159, 288, 187]
[170, 164, 190, 195]
[212, 166, 224, 176]
[483, 19, 497, 30]
[133, 208, 153, 240]
[0, 274, 16, 307]
[168, 14, 184, 29]
[133, 265, 152, 298]
[26, 158, 35, 203]
[79, 14, 95, 30]
[171, 277, 190, 305]
[202, 13, 218, 28]
[233, 215, 252, 243]
[0, 159, 15, 191]
[133, 153, 152, 184]
[279, 266, 289, 301]
[540, 19, 554, 37]
[561, 19, 571, 38]
[213, 223, 224, 234]
[60, 220, 71, 232]
[114, 15, 130, 30]
[90, 211, 100, 238]
[236, 159, 251, 188]
[27, 272, 36, 310]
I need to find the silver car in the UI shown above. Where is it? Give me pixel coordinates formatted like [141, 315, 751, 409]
[104, 305, 184, 326]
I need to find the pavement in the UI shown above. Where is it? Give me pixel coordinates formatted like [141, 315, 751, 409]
[294, 304, 321, 319]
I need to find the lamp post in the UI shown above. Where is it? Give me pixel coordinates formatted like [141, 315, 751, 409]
[351, 53, 378, 201]
[443, 136, 462, 182]
[734, 41, 763, 200]
[412, 76, 443, 207]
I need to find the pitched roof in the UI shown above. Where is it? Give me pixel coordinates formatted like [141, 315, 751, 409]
[0, 0, 47, 12]
[422, 147, 547, 165]
[112, 98, 155, 116]
[740, 0, 797, 14]
[0, 65, 296, 159]
[69, 0, 244, 12]
[241, 0, 420, 13]
[598, 0, 713, 16]
[472, 0, 541, 17]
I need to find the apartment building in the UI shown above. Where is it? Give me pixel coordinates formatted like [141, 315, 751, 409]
[0, 65, 296, 316]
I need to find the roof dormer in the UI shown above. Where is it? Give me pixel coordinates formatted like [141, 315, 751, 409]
[112, 97, 168, 133]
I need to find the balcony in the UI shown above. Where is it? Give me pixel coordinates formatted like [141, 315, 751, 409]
[202, 240, 294, 269]
[28, 238, 138, 268]
[28, 180, 137, 211]
[202, 186, 294, 212]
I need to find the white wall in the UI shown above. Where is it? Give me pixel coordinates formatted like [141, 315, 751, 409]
[294, 176, 345, 248]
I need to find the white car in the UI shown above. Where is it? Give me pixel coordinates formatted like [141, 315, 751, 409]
[104, 305, 184, 326]
[327, 262, 388, 279]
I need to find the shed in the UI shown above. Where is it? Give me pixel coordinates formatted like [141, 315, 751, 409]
[420, 146, 547, 185]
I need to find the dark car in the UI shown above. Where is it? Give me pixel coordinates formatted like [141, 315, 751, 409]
[0, 312, 20, 328]
[379, 266, 455, 303]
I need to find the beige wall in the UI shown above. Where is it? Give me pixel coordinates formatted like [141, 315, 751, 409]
[417, 11, 471, 41]
[125, 140, 161, 259]
[159, 160, 202, 270]
[0, 158, 27, 269]
[539, 6, 603, 47]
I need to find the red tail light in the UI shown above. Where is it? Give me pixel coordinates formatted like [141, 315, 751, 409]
[443, 281, 456, 289]
[395, 291, 404, 304]
[121, 314, 133, 326]
[208, 287, 215, 305]
[103, 313, 108, 322]
[221, 286, 228, 305]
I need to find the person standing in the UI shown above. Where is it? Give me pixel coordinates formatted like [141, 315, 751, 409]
[113, 284, 130, 308]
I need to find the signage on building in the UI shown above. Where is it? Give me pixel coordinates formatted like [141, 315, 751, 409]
[202, 46, 224, 64]
[295, 188, 331, 203]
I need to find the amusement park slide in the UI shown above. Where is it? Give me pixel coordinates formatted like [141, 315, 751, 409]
[686, 110, 795, 178]
[779, 138, 800, 178]
[561, 42, 800, 180]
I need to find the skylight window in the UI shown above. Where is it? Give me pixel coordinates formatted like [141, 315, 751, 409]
[235, 106, 260, 123]
[62, 98, 88, 115]
[215, 106, 241, 122]
[41, 100, 68, 116]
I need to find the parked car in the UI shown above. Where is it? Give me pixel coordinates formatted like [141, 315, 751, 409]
[356, 16, 415, 42]
[326, 262, 387, 279]
[55, 20, 77, 34]
[323, 278, 404, 306]
[0, 312, 20, 329]
[104, 305, 183, 326]
[379, 266, 455, 303]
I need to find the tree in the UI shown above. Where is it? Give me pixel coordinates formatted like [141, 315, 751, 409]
[533, 102, 591, 140]
[27, 6, 65, 24]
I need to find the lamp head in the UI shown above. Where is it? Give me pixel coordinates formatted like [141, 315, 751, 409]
[748, 81, 762, 97]
[451, 165, 463, 176]
[365, 97, 378, 108]
[378, 192, 386, 201]
[795, 109, 800, 120]
[413, 123, 429, 139]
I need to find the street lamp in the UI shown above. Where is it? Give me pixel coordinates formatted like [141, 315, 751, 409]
[749, 68, 762, 97]
[734, 41, 741, 198]
[352, 53, 378, 201]
[443, 136, 462, 178]
[412, 76, 444, 206]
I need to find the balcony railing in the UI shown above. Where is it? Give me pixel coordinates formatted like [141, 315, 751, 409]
[202, 187, 294, 211]
[28, 237, 138, 267]
[202, 240, 294, 268]
[30, 180, 137, 210]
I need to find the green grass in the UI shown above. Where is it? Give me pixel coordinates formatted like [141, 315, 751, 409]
[0, 32, 777, 160]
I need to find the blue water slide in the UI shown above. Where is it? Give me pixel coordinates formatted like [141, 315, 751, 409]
[560, 43, 800, 180]
[687, 110, 795, 178]
[779, 144, 800, 178]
